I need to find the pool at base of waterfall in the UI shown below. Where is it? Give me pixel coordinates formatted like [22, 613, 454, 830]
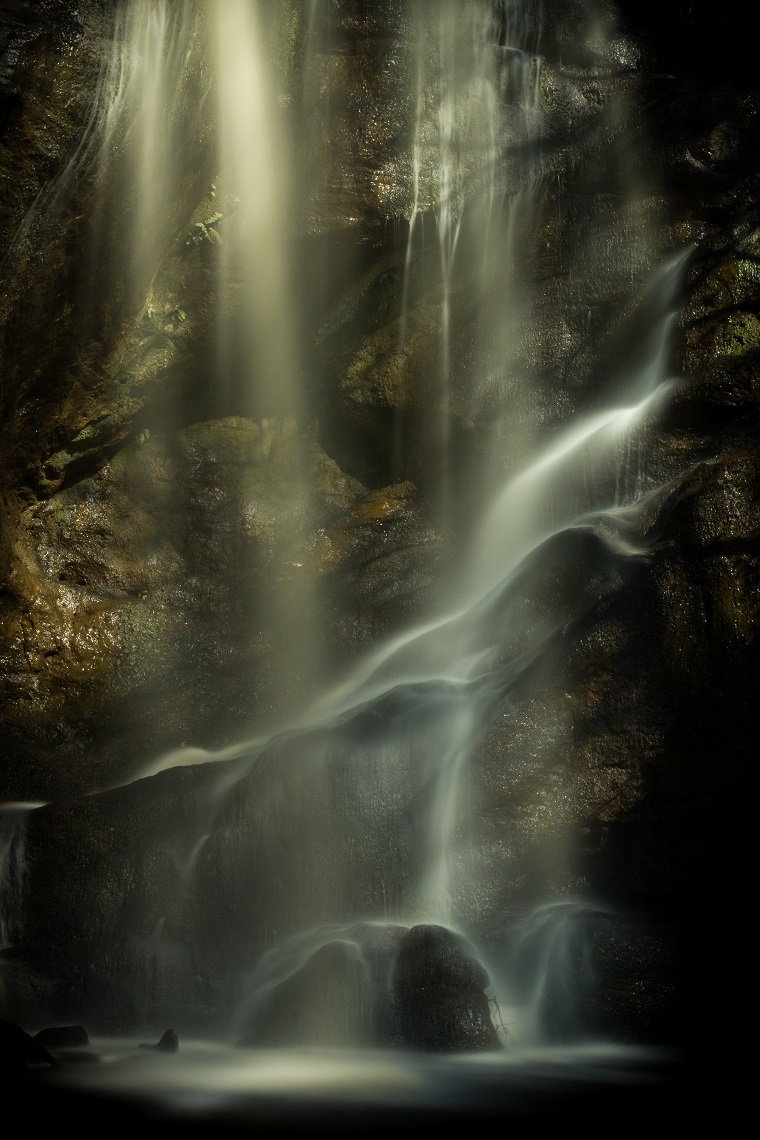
[23, 1040, 693, 1130]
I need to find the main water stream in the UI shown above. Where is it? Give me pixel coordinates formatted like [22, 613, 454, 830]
[1, 0, 694, 1122]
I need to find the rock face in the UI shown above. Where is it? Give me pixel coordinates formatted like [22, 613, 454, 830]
[0, 0, 756, 1055]
[392, 925, 500, 1051]
[0, 412, 442, 799]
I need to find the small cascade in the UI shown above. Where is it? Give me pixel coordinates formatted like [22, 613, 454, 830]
[432, 0, 496, 520]
[106, 2, 199, 301]
[6, 3, 191, 253]
[231, 919, 498, 1052]
[467, 246, 689, 599]
[496, 901, 612, 1044]
[231, 921, 400, 1048]
[491, 899, 670, 1048]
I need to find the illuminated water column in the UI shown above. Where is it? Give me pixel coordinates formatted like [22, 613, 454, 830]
[213, 0, 296, 416]
[78, 1, 201, 315]
[212, 0, 322, 710]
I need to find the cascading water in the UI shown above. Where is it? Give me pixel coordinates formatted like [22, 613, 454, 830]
[1, 0, 693, 1120]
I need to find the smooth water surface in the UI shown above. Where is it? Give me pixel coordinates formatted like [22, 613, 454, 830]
[34, 1038, 684, 1128]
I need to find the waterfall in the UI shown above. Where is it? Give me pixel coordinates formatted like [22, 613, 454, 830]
[87, 0, 688, 1049]
[3, 0, 693, 1081]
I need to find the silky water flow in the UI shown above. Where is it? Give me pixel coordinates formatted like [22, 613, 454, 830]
[1, 0, 691, 1119]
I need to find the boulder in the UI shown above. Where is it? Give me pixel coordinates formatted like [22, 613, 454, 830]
[33, 1024, 89, 1049]
[0, 1019, 54, 1074]
[392, 925, 500, 1052]
[139, 1028, 178, 1053]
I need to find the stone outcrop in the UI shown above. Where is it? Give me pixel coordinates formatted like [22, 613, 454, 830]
[33, 1023, 89, 1049]
[392, 925, 500, 1051]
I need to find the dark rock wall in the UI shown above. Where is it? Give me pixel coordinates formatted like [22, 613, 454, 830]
[0, 0, 455, 800]
[0, 0, 755, 1052]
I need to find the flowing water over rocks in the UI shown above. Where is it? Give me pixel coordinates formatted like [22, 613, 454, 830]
[0, 0, 757, 1123]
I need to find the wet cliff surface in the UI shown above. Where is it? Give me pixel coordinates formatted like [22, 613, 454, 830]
[0, 0, 756, 1073]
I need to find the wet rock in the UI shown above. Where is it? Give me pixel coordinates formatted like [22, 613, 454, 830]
[241, 922, 501, 1051]
[139, 1028, 178, 1053]
[0, 417, 442, 800]
[0, 1019, 55, 1073]
[287, 0, 416, 236]
[16, 761, 228, 1035]
[33, 1024, 89, 1049]
[392, 925, 500, 1052]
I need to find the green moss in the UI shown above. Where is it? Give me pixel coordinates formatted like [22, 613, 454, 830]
[44, 449, 73, 476]
[722, 311, 760, 356]
[343, 325, 407, 407]
[731, 256, 760, 290]
[49, 497, 71, 523]
[719, 236, 760, 305]
[70, 412, 112, 446]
